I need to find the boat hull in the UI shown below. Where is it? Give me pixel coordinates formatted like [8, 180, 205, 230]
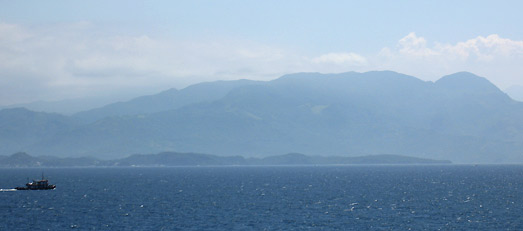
[15, 187, 56, 190]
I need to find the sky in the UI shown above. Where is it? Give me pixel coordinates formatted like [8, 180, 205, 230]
[1, 0, 523, 105]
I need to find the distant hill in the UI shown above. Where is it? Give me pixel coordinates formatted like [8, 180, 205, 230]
[0, 152, 42, 167]
[1, 71, 523, 163]
[0, 108, 79, 156]
[0, 152, 103, 167]
[0, 97, 124, 115]
[0, 152, 450, 167]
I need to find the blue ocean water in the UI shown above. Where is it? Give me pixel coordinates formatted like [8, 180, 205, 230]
[0, 165, 522, 230]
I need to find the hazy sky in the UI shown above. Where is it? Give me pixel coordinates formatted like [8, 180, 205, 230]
[1, 0, 523, 105]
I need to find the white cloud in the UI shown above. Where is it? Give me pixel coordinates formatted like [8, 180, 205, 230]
[0, 22, 32, 43]
[384, 32, 523, 61]
[397, 32, 439, 57]
[376, 33, 523, 87]
[437, 34, 523, 61]
[312, 52, 367, 66]
[1, 22, 523, 105]
[0, 22, 302, 105]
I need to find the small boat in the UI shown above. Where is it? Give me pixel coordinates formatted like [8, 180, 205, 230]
[15, 174, 56, 190]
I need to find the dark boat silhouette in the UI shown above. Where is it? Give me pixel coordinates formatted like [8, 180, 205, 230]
[15, 174, 56, 190]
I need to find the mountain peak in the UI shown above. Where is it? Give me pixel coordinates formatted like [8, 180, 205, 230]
[436, 72, 496, 89]
[434, 72, 506, 96]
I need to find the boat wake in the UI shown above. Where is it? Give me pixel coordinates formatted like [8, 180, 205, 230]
[0, 189, 17, 192]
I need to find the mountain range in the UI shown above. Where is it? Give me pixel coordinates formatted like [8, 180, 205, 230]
[1, 71, 522, 163]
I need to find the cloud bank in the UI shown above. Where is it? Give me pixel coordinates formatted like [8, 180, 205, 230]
[375, 32, 523, 84]
[1, 22, 523, 105]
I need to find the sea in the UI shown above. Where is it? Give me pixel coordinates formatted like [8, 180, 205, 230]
[0, 165, 522, 230]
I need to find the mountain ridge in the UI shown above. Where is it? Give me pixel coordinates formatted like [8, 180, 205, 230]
[73, 79, 259, 123]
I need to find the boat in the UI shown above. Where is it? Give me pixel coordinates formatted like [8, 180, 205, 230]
[15, 174, 56, 190]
